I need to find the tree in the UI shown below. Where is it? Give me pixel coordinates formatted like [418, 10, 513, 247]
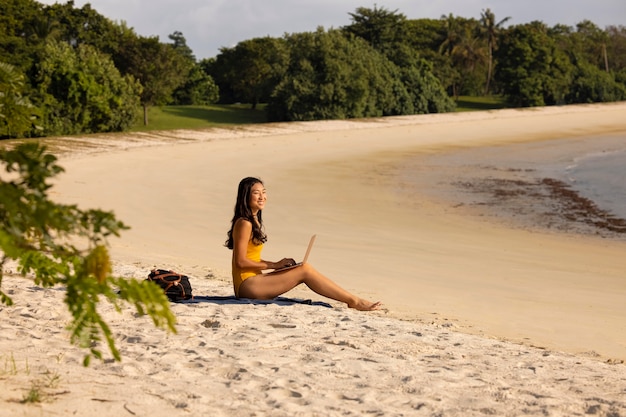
[267, 28, 411, 122]
[172, 64, 219, 105]
[344, 5, 409, 54]
[0, 0, 46, 71]
[43, 1, 121, 55]
[575, 20, 610, 72]
[344, 9, 454, 112]
[34, 40, 141, 136]
[0, 61, 41, 138]
[0, 142, 176, 365]
[451, 23, 487, 96]
[212, 37, 289, 108]
[480, 9, 511, 94]
[438, 14, 466, 97]
[114, 35, 189, 125]
[169, 31, 219, 105]
[566, 60, 626, 103]
[606, 25, 626, 73]
[439, 15, 486, 96]
[169, 30, 196, 63]
[495, 22, 573, 106]
[388, 44, 455, 113]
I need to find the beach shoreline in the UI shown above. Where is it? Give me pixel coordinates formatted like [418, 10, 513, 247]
[2, 102, 626, 415]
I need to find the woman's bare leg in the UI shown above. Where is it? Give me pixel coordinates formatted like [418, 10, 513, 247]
[238, 263, 381, 311]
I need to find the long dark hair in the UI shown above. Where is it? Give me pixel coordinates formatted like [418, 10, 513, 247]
[225, 177, 267, 249]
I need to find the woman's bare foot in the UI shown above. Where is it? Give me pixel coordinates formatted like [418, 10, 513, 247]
[348, 299, 382, 311]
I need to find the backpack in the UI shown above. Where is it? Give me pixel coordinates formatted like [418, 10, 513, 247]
[146, 269, 193, 302]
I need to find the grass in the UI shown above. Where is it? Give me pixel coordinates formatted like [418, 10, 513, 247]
[454, 96, 508, 112]
[130, 103, 268, 132]
[1, 353, 27, 376]
[21, 386, 42, 403]
[1, 353, 61, 404]
[128, 97, 508, 132]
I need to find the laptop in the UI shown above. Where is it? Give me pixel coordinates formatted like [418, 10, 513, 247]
[271, 235, 316, 272]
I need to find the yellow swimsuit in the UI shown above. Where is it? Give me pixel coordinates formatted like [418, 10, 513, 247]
[232, 240, 263, 297]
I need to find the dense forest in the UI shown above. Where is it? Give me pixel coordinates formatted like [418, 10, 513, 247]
[1, 0, 625, 139]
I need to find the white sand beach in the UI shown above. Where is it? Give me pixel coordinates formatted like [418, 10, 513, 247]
[1, 102, 626, 416]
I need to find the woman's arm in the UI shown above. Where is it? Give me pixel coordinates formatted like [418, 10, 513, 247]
[232, 219, 293, 270]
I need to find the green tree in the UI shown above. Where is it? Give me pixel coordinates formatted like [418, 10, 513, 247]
[114, 35, 189, 125]
[43, 1, 121, 55]
[403, 19, 458, 97]
[169, 31, 219, 105]
[480, 8, 511, 94]
[344, 9, 454, 112]
[438, 14, 468, 97]
[0, 61, 41, 138]
[344, 5, 409, 55]
[389, 44, 455, 113]
[0, 142, 176, 365]
[495, 22, 573, 106]
[172, 64, 219, 105]
[406, 18, 446, 53]
[606, 25, 626, 73]
[566, 60, 626, 103]
[267, 28, 410, 122]
[575, 20, 610, 72]
[169, 30, 196, 63]
[34, 40, 141, 136]
[449, 22, 487, 96]
[0, 0, 46, 71]
[212, 37, 289, 109]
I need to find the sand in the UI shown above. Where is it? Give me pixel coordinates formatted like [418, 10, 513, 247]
[1, 102, 626, 416]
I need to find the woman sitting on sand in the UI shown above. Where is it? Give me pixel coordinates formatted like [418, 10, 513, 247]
[225, 177, 381, 311]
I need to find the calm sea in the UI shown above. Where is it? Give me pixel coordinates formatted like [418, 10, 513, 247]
[397, 132, 626, 225]
[560, 142, 626, 220]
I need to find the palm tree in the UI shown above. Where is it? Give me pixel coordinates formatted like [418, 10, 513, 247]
[439, 14, 464, 97]
[439, 13, 462, 57]
[480, 9, 511, 95]
[439, 15, 486, 97]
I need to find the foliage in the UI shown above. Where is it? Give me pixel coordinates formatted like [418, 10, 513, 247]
[390, 44, 455, 113]
[0, 62, 41, 138]
[113, 34, 190, 125]
[438, 14, 490, 97]
[495, 22, 574, 106]
[266, 28, 408, 121]
[479, 9, 511, 95]
[2, 0, 626, 135]
[345, 7, 454, 112]
[210, 37, 289, 108]
[0, 142, 176, 365]
[34, 40, 141, 135]
[170, 32, 219, 106]
[606, 25, 626, 72]
[171, 64, 220, 106]
[0, 0, 45, 71]
[43, 1, 121, 54]
[566, 60, 626, 103]
[344, 5, 409, 55]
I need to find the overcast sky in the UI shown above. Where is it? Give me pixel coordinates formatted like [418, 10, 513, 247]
[37, 0, 626, 60]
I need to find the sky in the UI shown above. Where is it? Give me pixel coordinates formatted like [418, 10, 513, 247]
[37, 0, 626, 60]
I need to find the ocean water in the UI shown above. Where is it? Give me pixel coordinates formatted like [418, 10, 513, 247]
[396, 132, 626, 233]
[561, 144, 626, 220]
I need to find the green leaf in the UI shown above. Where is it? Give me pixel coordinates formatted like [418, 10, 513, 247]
[1, 143, 176, 365]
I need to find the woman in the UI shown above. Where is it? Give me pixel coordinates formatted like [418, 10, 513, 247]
[225, 177, 381, 311]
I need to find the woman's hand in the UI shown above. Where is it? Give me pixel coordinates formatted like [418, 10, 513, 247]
[273, 258, 296, 269]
